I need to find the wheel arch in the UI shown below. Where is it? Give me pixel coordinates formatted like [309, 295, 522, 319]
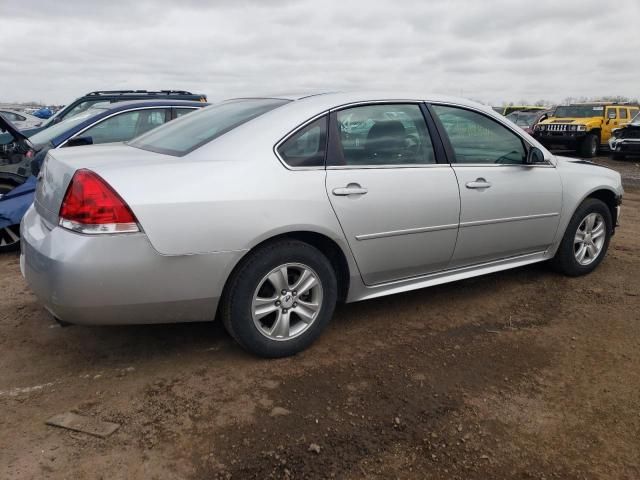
[584, 188, 619, 229]
[220, 229, 354, 307]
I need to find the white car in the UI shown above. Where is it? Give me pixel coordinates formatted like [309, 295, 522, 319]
[0, 109, 42, 130]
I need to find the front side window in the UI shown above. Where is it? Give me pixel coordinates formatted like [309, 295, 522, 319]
[63, 100, 104, 120]
[332, 104, 435, 166]
[130, 98, 290, 156]
[278, 116, 327, 167]
[76, 109, 169, 144]
[432, 105, 526, 165]
[605, 107, 617, 119]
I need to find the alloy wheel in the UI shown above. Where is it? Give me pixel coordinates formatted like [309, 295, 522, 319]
[251, 263, 323, 341]
[574, 212, 606, 266]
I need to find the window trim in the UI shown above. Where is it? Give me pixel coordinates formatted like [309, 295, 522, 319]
[426, 102, 554, 168]
[273, 111, 330, 170]
[325, 101, 444, 169]
[58, 106, 173, 147]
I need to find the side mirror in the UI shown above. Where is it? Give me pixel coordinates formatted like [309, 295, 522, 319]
[66, 136, 93, 147]
[526, 147, 546, 164]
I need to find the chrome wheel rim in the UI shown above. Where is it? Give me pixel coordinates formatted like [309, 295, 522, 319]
[574, 213, 606, 266]
[0, 225, 20, 248]
[252, 263, 323, 341]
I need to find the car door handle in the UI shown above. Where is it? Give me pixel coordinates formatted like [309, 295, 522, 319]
[332, 184, 368, 196]
[465, 178, 492, 189]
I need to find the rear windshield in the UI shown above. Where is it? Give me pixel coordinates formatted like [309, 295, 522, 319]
[129, 98, 290, 156]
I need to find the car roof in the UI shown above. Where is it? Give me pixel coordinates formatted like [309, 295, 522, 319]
[228, 91, 495, 113]
[94, 99, 208, 111]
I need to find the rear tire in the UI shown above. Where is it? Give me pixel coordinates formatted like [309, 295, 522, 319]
[221, 240, 337, 358]
[550, 198, 612, 276]
[579, 133, 598, 158]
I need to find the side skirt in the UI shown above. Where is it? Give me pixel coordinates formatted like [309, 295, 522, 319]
[346, 251, 549, 303]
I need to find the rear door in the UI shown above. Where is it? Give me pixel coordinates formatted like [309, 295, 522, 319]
[429, 103, 562, 268]
[325, 103, 460, 285]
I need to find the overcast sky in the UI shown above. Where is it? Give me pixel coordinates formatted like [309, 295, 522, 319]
[1, 0, 639, 105]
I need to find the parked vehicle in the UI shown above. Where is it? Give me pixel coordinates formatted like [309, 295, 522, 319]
[0, 109, 43, 129]
[0, 100, 206, 251]
[493, 105, 547, 116]
[534, 103, 640, 157]
[21, 93, 623, 358]
[506, 109, 553, 135]
[0, 90, 207, 144]
[1, 99, 206, 188]
[609, 112, 640, 160]
[32, 107, 54, 119]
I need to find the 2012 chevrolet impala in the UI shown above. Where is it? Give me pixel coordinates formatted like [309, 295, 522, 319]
[21, 92, 623, 357]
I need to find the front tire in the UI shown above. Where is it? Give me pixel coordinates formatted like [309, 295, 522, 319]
[579, 133, 598, 158]
[612, 152, 626, 161]
[550, 198, 612, 276]
[221, 240, 337, 358]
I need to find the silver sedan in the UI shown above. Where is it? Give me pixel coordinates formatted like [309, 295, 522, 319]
[21, 92, 623, 357]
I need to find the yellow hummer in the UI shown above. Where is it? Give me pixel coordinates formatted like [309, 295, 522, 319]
[533, 103, 639, 157]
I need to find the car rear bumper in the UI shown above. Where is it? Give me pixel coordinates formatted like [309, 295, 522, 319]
[20, 205, 244, 325]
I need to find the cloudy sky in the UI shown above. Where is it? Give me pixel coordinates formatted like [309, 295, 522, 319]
[1, 0, 639, 105]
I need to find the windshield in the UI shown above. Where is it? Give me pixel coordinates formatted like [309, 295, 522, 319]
[130, 98, 290, 156]
[29, 109, 106, 146]
[553, 105, 604, 118]
[506, 111, 538, 127]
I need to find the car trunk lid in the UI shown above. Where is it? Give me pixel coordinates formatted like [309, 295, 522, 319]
[34, 143, 175, 228]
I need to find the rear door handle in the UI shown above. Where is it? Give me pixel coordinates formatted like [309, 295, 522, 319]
[465, 178, 492, 189]
[332, 184, 368, 196]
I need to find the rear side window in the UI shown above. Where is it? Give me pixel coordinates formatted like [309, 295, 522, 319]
[78, 109, 169, 144]
[619, 108, 628, 119]
[175, 108, 197, 118]
[277, 116, 327, 168]
[130, 99, 290, 156]
[331, 104, 436, 166]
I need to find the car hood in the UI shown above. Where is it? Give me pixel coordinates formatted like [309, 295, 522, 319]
[0, 115, 29, 142]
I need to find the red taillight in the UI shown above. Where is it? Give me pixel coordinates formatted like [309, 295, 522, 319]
[59, 169, 139, 234]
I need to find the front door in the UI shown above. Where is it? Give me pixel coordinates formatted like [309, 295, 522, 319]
[602, 106, 621, 143]
[325, 103, 461, 285]
[430, 104, 563, 267]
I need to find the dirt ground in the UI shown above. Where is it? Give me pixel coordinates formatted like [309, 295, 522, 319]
[1, 155, 639, 479]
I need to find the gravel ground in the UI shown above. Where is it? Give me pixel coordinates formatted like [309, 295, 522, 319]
[1, 155, 639, 479]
